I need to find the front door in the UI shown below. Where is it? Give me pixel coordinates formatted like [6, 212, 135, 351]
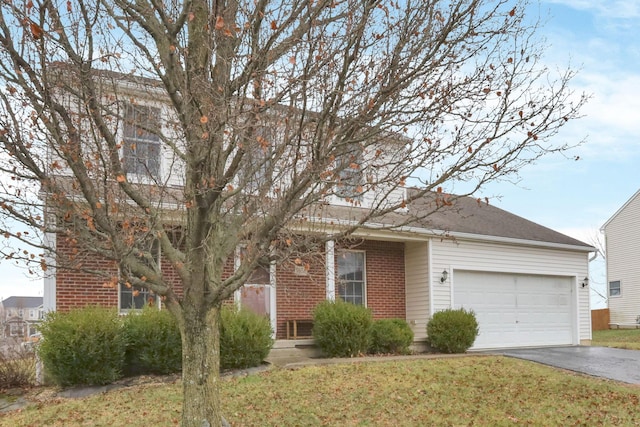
[237, 262, 276, 338]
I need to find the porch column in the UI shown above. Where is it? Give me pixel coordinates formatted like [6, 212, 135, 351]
[325, 240, 335, 301]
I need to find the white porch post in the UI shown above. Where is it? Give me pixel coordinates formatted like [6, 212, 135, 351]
[42, 231, 57, 312]
[326, 240, 335, 301]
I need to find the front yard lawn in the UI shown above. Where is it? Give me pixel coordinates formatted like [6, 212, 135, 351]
[592, 328, 640, 350]
[3, 356, 640, 426]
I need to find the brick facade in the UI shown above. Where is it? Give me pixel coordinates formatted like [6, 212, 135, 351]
[54, 233, 407, 340]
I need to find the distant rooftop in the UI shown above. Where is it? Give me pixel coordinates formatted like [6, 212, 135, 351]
[1, 296, 43, 309]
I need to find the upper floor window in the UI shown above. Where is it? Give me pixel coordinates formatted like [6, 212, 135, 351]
[241, 127, 273, 193]
[335, 144, 364, 200]
[609, 280, 621, 297]
[337, 251, 366, 305]
[123, 104, 161, 179]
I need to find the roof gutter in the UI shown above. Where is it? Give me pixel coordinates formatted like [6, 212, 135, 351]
[299, 216, 597, 253]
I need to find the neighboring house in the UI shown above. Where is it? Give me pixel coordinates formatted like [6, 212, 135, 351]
[44, 192, 595, 350]
[1, 296, 44, 338]
[41, 71, 595, 350]
[601, 189, 640, 327]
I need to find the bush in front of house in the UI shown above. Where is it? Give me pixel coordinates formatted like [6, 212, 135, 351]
[38, 306, 126, 386]
[426, 308, 479, 354]
[369, 318, 414, 355]
[0, 343, 36, 388]
[312, 299, 373, 358]
[123, 307, 182, 376]
[220, 305, 274, 370]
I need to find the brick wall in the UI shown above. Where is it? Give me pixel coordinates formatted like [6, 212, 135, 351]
[359, 240, 406, 320]
[55, 233, 407, 339]
[55, 234, 120, 311]
[274, 239, 406, 339]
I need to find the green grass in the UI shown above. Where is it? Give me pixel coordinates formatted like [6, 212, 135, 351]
[592, 328, 640, 350]
[3, 356, 640, 426]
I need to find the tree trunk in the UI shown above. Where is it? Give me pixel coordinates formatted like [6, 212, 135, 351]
[180, 305, 224, 427]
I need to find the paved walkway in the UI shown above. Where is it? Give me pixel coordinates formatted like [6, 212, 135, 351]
[499, 346, 640, 385]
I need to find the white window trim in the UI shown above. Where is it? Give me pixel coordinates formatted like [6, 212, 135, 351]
[118, 242, 162, 313]
[336, 249, 367, 306]
[608, 280, 621, 298]
[122, 103, 162, 181]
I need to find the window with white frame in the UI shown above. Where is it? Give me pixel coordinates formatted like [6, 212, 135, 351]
[241, 126, 273, 193]
[335, 144, 364, 200]
[337, 251, 366, 305]
[10, 322, 23, 336]
[120, 238, 160, 312]
[609, 280, 621, 297]
[123, 104, 161, 179]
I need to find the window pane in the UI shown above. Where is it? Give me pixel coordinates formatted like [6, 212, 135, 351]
[336, 144, 364, 199]
[123, 104, 161, 178]
[337, 251, 365, 305]
[609, 280, 621, 296]
[120, 284, 156, 310]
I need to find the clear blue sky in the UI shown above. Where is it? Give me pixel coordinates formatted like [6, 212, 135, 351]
[1, 1, 637, 308]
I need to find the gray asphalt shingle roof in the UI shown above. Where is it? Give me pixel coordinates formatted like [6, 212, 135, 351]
[1, 296, 43, 309]
[408, 194, 592, 248]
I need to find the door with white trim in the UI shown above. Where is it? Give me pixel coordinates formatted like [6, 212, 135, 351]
[453, 270, 574, 349]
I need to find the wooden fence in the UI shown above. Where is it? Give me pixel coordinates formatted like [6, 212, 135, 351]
[591, 308, 610, 331]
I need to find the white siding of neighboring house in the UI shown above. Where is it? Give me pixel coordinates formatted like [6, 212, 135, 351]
[404, 242, 430, 338]
[603, 190, 640, 325]
[410, 238, 592, 343]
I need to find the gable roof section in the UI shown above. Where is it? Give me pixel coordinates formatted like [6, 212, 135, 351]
[601, 188, 640, 231]
[408, 195, 592, 249]
[307, 192, 593, 251]
[1, 296, 43, 309]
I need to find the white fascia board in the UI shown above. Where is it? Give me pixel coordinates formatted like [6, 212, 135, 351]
[600, 188, 640, 232]
[300, 216, 596, 253]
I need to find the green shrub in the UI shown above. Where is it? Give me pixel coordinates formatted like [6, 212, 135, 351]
[426, 308, 479, 354]
[312, 299, 372, 358]
[369, 318, 414, 355]
[220, 306, 274, 370]
[123, 307, 182, 376]
[37, 306, 126, 386]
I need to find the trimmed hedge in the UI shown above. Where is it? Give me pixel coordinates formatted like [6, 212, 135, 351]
[38, 306, 126, 386]
[426, 308, 479, 354]
[369, 318, 414, 355]
[220, 305, 274, 370]
[312, 299, 373, 358]
[123, 307, 182, 376]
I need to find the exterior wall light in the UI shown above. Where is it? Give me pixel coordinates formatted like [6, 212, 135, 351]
[440, 269, 448, 283]
[581, 277, 589, 288]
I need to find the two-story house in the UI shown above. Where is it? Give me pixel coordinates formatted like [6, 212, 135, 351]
[1, 296, 43, 339]
[42, 70, 595, 351]
[601, 189, 640, 327]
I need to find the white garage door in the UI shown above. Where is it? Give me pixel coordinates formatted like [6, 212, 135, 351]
[453, 271, 574, 349]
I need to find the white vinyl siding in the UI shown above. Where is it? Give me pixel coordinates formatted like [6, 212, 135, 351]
[416, 238, 590, 343]
[404, 242, 430, 338]
[603, 190, 640, 325]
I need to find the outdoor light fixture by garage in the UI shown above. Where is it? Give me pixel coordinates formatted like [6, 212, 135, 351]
[581, 277, 589, 288]
[440, 269, 449, 283]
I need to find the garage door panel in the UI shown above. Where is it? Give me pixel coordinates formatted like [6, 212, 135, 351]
[453, 271, 574, 349]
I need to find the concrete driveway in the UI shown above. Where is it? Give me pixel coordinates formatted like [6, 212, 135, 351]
[497, 346, 640, 385]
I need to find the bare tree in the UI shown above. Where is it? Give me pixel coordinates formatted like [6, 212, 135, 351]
[0, 0, 586, 425]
